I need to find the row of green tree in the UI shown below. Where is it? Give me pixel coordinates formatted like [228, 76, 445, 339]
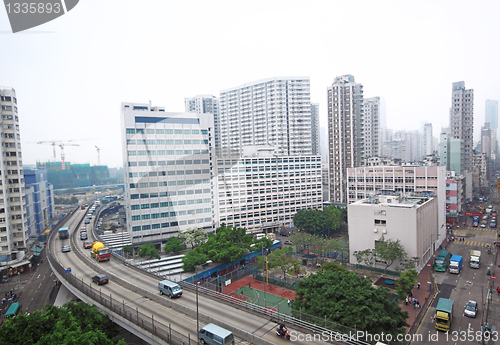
[251, 244, 418, 339]
[292, 205, 345, 235]
[0, 302, 125, 345]
[353, 236, 419, 273]
[123, 225, 272, 272]
[54, 196, 79, 205]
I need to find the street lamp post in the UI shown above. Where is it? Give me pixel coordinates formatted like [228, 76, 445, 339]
[261, 242, 267, 312]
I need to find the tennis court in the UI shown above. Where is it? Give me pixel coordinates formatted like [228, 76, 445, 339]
[234, 285, 292, 315]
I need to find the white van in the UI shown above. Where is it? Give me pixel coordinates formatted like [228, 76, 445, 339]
[254, 233, 266, 240]
[198, 323, 234, 345]
[158, 280, 183, 298]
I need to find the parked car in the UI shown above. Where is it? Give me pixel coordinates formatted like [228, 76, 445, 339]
[62, 245, 71, 253]
[92, 274, 109, 285]
[464, 300, 478, 318]
[83, 241, 92, 249]
[284, 240, 293, 245]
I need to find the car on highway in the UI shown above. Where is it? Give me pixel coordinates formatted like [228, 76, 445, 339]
[80, 232, 88, 240]
[92, 274, 109, 285]
[464, 300, 478, 318]
[80, 227, 86, 232]
[85, 219, 90, 224]
[62, 245, 71, 253]
[83, 241, 92, 249]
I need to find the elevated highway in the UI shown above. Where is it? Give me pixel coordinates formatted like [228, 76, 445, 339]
[48, 206, 365, 345]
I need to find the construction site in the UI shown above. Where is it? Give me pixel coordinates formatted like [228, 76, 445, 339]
[33, 140, 120, 189]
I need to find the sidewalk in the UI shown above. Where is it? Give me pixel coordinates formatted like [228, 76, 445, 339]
[486, 245, 500, 337]
[401, 238, 451, 332]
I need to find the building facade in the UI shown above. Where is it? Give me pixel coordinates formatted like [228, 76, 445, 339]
[219, 77, 312, 157]
[450, 81, 474, 173]
[348, 193, 439, 272]
[346, 165, 446, 237]
[311, 103, 320, 156]
[328, 75, 364, 204]
[24, 168, 54, 236]
[121, 103, 215, 244]
[185, 95, 220, 155]
[440, 127, 462, 174]
[0, 87, 29, 263]
[423, 123, 433, 156]
[216, 148, 322, 233]
[362, 96, 380, 160]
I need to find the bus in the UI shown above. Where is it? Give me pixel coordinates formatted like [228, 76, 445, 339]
[433, 250, 451, 272]
[4, 302, 22, 318]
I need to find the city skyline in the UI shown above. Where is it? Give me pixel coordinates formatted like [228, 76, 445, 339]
[1, 1, 499, 168]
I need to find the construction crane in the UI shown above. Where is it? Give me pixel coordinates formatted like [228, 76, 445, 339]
[95, 146, 101, 165]
[36, 140, 80, 170]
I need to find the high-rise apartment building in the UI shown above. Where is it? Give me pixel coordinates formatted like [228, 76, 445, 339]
[423, 123, 433, 156]
[121, 103, 214, 244]
[327, 75, 364, 204]
[485, 99, 498, 155]
[311, 103, 320, 156]
[0, 87, 29, 262]
[185, 95, 220, 155]
[485, 99, 498, 131]
[24, 168, 54, 236]
[440, 127, 462, 174]
[362, 97, 380, 160]
[450, 81, 474, 173]
[219, 77, 312, 157]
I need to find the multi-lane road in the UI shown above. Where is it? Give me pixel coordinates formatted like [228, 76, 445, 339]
[414, 218, 496, 344]
[50, 207, 331, 345]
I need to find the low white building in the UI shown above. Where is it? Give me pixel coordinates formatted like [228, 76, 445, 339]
[348, 193, 439, 272]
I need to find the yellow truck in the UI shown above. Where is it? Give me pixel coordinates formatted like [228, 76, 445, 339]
[435, 298, 453, 331]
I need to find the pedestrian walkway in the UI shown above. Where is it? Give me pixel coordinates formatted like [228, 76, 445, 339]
[452, 239, 494, 247]
[486, 247, 500, 338]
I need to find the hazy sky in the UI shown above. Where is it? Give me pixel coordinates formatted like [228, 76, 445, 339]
[1, 0, 499, 168]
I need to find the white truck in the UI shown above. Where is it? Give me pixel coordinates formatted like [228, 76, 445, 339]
[470, 250, 481, 269]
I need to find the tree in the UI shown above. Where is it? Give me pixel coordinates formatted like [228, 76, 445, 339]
[197, 224, 267, 263]
[289, 232, 313, 252]
[266, 247, 300, 275]
[182, 250, 210, 272]
[0, 302, 125, 345]
[354, 236, 411, 274]
[178, 227, 208, 249]
[353, 249, 376, 268]
[164, 237, 186, 255]
[321, 261, 346, 273]
[323, 205, 343, 233]
[396, 269, 418, 298]
[123, 245, 133, 254]
[293, 206, 344, 235]
[293, 270, 408, 339]
[138, 243, 160, 260]
[374, 237, 409, 274]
